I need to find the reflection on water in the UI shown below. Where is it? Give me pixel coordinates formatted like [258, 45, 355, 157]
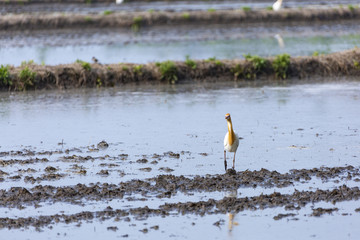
[0, 34, 359, 66]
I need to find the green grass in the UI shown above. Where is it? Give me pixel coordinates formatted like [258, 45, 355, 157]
[156, 61, 178, 84]
[133, 65, 143, 75]
[21, 60, 35, 66]
[231, 64, 243, 80]
[103, 10, 114, 15]
[76, 60, 91, 71]
[148, 9, 154, 13]
[272, 54, 291, 79]
[132, 16, 143, 32]
[354, 60, 360, 69]
[205, 57, 217, 62]
[96, 78, 102, 88]
[312, 51, 319, 57]
[266, 6, 273, 10]
[207, 8, 216, 12]
[19, 66, 36, 90]
[185, 55, 197, 69]
[242, 6, 252, 11]
[182, 13, 190, 19]
[84, 16, 92, 22]
[348, 5, 355, 11]
[244, 54, 266, 72]
[0, 64, 11, 86]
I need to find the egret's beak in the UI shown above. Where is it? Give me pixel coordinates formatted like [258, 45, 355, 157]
[225, 114, 231, 120]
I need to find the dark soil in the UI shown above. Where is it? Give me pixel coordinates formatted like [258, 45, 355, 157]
[0, 165, 358, 208]
[0, 184, 358, 229]
[1, 48, 359, 91]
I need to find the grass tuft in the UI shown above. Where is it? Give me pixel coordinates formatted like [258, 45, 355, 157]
[272, 54, 291, 79]
[156, 61, 178, 84]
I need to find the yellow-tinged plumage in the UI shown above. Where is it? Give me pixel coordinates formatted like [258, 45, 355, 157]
[224, 113, 239, 170]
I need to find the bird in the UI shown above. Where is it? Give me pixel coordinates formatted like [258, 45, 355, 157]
[91, 57, 99, 64]
[115, 0, 123, 4]
[224, 113, 239, 171]
[272, 0, 283, 11]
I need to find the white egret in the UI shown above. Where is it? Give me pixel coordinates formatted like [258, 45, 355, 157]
[224, 113, 239, 170]
[116, 0, 123, 4]
[272, 0, 283, 11]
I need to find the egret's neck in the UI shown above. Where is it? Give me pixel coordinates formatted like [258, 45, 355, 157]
[278, 0, 283, 4]
[227, 119, 235, 145]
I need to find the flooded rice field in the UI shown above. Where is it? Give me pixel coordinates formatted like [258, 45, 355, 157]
[0, 81, 360, 239]
[1, 0, 360, 239]
[1, 0, 360, 14]
[1, 21, 360, 66]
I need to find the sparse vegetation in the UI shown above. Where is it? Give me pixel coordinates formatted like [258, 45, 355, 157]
[21, 60, 35, 66]
[103, 10, 114, 15]
[231, 64, 243, 80]
[242, 6, 252, 12]
[312, 51, 319, 57]
[185, 55, 197, 70]
[205, 57, 217, 62]
[348, 5, 355, 11]
[243, 54, 267, 79]
[207, 8, 216, 12]
[272, 54, 291, 79]
[76, 60, 91, 71]
[133, 65, 143, 75]
[148, 9, 154, 13]
[182, 13, 190, 19]
[266, 6, 273, 10]
[156, 61, 178, 84]
[132, 16, 142, 32]
[0, 65, 11, 86]
[84, 16, 92, 22]
[354, 60, 360, 69]
[19, 66, 36, 90]
[205, 57, 223, 66]
[96, 78, 102, 88]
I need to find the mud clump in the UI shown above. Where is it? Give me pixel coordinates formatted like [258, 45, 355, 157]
[97, 140, 109, 149]
[273, 213, 297, 220]
[311, 208, 339, 217]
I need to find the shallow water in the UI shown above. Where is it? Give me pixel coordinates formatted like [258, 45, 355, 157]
[1, 81, 359, 173]
[0, 31, 359, 66]
[1, 0, 359, 14]
[0, 81, 360, 239]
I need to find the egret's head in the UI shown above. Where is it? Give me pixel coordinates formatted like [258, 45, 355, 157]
[225, 113, 231, 120]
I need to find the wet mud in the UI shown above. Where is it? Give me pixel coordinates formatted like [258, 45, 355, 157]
[1, 8, 360, 31]
[0, 134, 359, 232]
[0, 184, 359, 229]
[1, 48, 359, 91]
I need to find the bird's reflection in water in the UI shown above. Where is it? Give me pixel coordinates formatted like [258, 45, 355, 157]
[228, 212, 239, 233]
[225, 190, 239, 235]
[274, 34, 285, 48]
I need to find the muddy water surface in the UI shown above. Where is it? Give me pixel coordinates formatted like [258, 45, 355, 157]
[0, 81, 360, 239]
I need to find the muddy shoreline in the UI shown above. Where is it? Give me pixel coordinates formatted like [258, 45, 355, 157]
[1, 48, 359, 91]
[1, 8, 359, 31]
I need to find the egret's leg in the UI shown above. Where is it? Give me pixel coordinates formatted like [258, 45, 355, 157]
[232, 151, 236, 169]
[224, 150, 227, 171]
